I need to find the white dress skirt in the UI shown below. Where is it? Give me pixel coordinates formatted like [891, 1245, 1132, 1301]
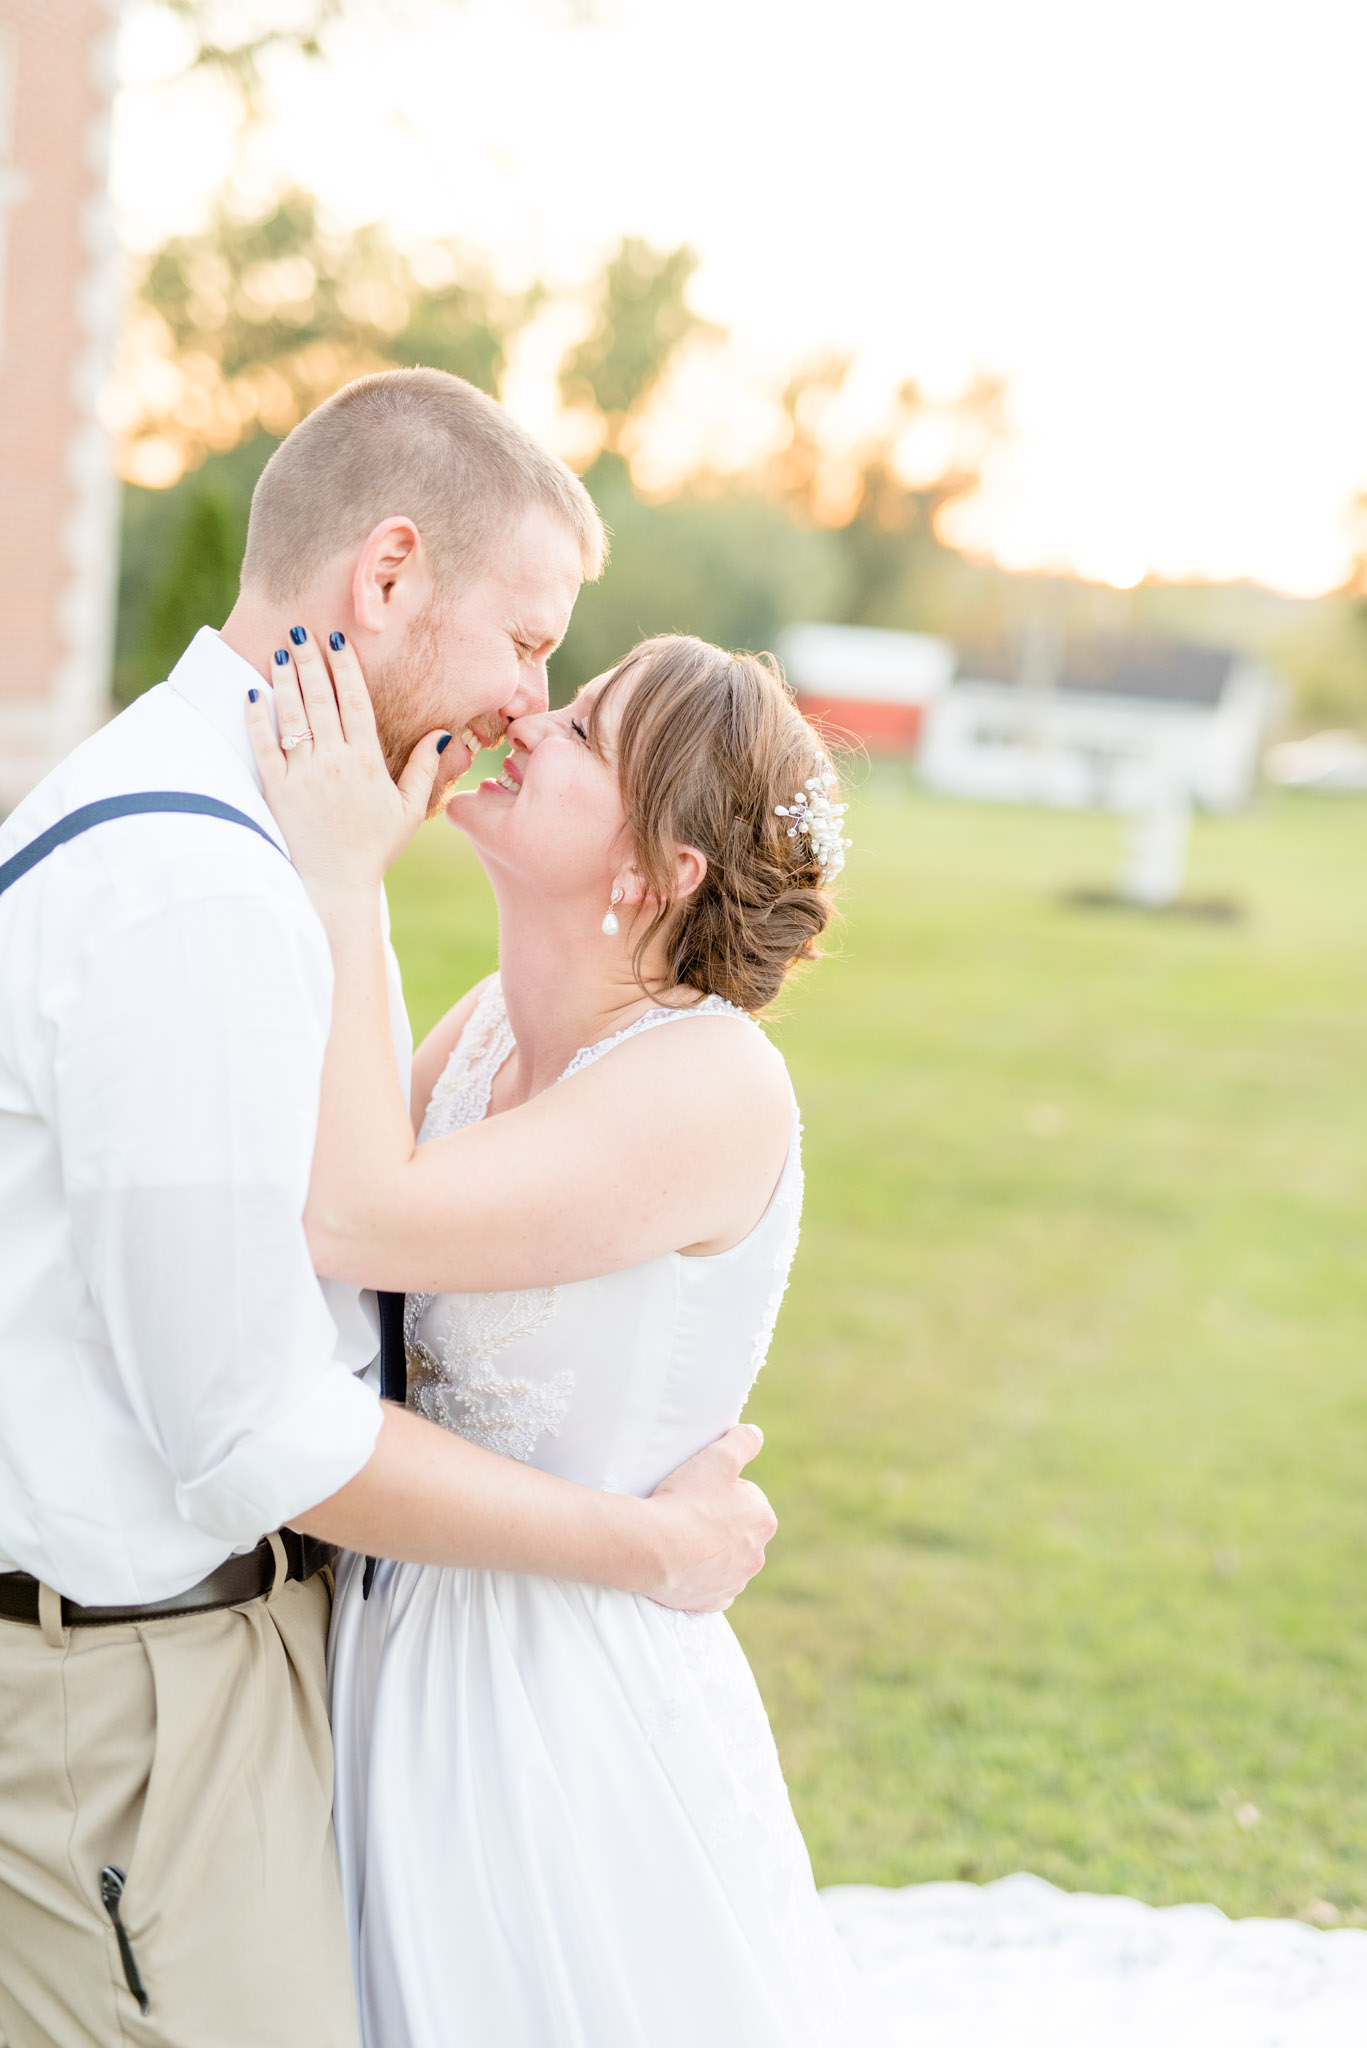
[826, 1872, 1367, 2045]
[328, 981, 866, 2047]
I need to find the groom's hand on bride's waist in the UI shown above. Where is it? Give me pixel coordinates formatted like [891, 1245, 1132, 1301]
[641, 1425, 776, 1613]
[291, 1405, 774, 1606]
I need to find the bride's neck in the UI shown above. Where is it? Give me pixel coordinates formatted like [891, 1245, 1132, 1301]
[493, 894, 674, 1102]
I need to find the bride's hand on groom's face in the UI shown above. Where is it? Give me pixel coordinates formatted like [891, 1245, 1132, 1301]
[246, 628, 453, 901]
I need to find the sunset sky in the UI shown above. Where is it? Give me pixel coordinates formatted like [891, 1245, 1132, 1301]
[113, 0, 1367, 596]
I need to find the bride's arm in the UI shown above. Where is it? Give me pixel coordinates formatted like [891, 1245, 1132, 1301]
[309, 917, 787, 1292]
[240, 639, 780, 1611]
[247, 633, 791, 1298]
[294, 861, 785, 1292]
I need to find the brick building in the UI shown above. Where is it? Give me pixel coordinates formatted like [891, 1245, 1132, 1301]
[0, 0, 121, 811]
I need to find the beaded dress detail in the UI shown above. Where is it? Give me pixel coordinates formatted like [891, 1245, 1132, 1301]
[403, 980, 565, 1459]
[398, 976, 804, 1495]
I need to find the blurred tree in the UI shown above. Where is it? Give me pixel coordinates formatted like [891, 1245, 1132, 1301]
[559, 238, 717, 455]
[547, 236, 838, 694]
[117, 221, 737, 702]
[114, 437, 274, 704]
[114, 177, 1019, 717]
[126, 190, 533, 478]
[768, 361, 1006, 628]
[141, 486, 241, 684]
[550, 453, 842, 702]
[144, 1, 349, 116]
[765, 351, 849, 515]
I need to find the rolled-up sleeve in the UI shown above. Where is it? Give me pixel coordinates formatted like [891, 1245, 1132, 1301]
[54, 889, 382, 1549]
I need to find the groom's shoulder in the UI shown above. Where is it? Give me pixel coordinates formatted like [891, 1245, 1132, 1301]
[0, 688, 306, 934]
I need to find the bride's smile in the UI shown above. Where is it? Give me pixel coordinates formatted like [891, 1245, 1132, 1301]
[447, 671, 655, 946]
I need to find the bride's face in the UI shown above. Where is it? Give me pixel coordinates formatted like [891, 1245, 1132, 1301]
[445, 671, 632, 905]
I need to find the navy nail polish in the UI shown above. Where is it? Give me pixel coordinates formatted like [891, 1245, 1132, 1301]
[248, 688, 259, 703]
[436, 733, 452, 755]
[329, 631, 346, 651]
[290, 626, 307, 645]
[274, 648, 290, 666]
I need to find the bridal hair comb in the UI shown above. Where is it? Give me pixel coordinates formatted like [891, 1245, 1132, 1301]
[775, 765, 851, 881]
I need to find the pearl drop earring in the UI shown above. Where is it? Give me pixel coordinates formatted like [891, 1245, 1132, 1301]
[601, 886, 624, 938]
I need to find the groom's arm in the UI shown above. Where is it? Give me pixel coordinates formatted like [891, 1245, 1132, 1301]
[55, 878, 771, 1610]
[293, 1403, 775, 1611]
[53, 886, 385, 1565]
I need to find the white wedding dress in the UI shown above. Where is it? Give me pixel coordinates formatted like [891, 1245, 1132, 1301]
[329, 980, 1367, 2047]
[328, 978, 866, 2047]
[826, 1874, 1367, 2045]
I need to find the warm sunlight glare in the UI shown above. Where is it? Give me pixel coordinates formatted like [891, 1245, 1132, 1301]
[112, 0, 1367, 596]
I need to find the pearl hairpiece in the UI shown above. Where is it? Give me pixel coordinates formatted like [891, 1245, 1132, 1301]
[775, 765, 851, 881]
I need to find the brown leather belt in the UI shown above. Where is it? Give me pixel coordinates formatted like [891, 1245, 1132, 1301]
[0, 1530, 338, 1629]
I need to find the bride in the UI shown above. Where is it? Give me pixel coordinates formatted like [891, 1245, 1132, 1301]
[246, 623, 1367, 2048]
[248, 626, 864, 2047]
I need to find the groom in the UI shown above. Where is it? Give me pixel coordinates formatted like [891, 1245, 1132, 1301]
[0, 368, 776, 2048]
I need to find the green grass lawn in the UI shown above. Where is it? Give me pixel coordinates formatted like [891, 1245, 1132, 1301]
[386, 782, 1367, 1924]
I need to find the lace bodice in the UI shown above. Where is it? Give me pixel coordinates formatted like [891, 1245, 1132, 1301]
[403, 977, 803, 1494]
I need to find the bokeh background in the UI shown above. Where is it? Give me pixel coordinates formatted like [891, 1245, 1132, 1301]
[6, 0, 1367, 1925]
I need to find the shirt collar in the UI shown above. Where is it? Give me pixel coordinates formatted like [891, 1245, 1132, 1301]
[166, 627, 275, 788]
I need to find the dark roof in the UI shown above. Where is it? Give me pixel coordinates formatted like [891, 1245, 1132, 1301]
[956, 636, 1236, 706]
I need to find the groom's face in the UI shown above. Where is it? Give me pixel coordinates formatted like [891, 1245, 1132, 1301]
[370, 505, 585, 782]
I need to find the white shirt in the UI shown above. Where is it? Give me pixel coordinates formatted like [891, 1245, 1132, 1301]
[0, 628, 405, 1603]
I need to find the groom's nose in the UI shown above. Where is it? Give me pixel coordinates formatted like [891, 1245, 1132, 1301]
[503, 659, 551, 724]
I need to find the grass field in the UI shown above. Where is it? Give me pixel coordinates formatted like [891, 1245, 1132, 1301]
[386, 782, 1367, 1925]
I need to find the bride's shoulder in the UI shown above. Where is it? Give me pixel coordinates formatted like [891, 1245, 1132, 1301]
[584, 997, 794, 1134]
[409, 973, 501, 1128]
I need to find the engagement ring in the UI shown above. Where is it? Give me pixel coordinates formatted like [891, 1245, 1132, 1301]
[280, 731, 314, 751]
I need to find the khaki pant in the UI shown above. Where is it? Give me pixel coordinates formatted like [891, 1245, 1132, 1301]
[0, 1573, 360, 2048]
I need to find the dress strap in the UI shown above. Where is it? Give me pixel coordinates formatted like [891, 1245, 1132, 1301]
[459, 975, 513, 1063]
[420, 977, 515, 1141]
[557, 994, 752, 1085]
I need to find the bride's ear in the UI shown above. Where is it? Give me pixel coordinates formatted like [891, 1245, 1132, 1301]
[615, 848, 707, 912]
[672, 845, 707, 905]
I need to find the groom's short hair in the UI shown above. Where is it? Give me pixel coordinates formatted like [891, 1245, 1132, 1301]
[241, 367, 606, 599]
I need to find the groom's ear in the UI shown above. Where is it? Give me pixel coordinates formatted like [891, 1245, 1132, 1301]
[352, 517, 426, 631]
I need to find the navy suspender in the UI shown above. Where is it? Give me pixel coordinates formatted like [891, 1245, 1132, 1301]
[377, 1289, 408, 1405]
[0, 790, 288, 898]
[363, 1294, 410, 1598]
[3, 788, 407, 1588]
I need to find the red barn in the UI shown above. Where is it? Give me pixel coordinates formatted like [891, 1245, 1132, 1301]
[778, 623, 955, 754]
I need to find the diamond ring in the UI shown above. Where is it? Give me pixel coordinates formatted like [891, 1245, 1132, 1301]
[280, 731, 314, 751]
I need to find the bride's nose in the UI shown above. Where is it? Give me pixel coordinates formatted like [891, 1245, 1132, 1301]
[504, 710, 556, 752]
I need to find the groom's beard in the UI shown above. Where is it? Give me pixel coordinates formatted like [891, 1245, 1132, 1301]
[371, 601, 454, 785]
[424, 771, 460, 822]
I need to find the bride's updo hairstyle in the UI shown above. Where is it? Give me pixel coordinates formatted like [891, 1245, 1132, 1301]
[585, 634, 844, 1015]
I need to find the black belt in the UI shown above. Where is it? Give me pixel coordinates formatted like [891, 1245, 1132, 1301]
[0, 1529, 337, 1630]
